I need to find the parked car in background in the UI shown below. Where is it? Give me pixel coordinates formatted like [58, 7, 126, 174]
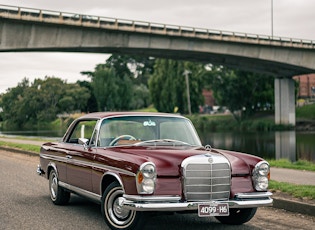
[37, 112, 272, 230]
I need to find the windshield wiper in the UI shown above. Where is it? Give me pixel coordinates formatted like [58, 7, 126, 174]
[134, 139, 193, 147]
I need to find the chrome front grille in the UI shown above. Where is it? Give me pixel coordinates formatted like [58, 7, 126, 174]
[182, 154, 231, 201]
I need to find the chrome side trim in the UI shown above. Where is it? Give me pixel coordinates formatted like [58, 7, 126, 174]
[59, 181, 102, 203]
[40, 153, 68, 163]
[40, 154, 136, 177]
[41, 146, 70, 154]
[93, 162, 136, 177]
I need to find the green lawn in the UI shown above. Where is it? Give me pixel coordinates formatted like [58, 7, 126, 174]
[269, 180, 315, 200]
[0, 141, 40, 153]
[268, 158, 315, 171]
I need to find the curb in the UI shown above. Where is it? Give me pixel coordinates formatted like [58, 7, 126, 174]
[1, 145, 314, 217]
[0, 146, 39, 157]
[272, 197, 315, 217]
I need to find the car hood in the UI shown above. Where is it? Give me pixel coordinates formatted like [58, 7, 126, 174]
[108, 145, 256, 177]
[212, 149, 255, 175]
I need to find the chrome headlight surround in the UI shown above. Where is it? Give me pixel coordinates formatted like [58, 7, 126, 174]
[252, 161, 270, 191]
[136, 162, 157, 194]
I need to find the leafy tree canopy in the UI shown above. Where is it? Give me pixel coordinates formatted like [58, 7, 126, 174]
[0, 76, 90, 129]
[149, 59, 205, 114]
[83, 54, 154, 111]
[204, 66, 274, 121]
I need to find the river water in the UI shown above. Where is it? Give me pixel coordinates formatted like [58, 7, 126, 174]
[1, 130, 314, 163]
[199, 130, 315, 163]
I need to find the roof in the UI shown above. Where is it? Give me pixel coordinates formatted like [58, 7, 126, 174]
[78, 111, 184, 120]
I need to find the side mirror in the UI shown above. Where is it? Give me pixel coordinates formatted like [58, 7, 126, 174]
[78, 137, 89, 149]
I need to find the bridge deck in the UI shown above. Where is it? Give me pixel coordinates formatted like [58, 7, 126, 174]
[0, 4, 314, 50]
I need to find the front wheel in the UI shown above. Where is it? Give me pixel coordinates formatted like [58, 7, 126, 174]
[49, 169, 70, 205]
[101, 181, 145, 230]
[215, 208, 257, 225]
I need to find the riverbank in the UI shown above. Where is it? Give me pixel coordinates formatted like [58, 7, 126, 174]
[187, 103, 315, 132]
[187, 114, 315, 133]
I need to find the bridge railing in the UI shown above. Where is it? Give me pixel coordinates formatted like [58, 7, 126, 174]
[0, 4, 314, 49]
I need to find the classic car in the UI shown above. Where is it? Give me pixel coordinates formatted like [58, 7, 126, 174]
[37, 112, 272, 230]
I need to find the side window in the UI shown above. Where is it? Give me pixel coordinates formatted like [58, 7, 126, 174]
[67, 120, 97, 144]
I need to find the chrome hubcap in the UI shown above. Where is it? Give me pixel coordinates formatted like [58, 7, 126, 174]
[105, 187, 135, 226]
[113, 197, 129, 219]
[50, 173, 58, 199]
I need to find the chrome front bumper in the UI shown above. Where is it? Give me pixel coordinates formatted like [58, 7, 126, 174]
[121, 192, 273, 212]
[36, 165, 44, 176]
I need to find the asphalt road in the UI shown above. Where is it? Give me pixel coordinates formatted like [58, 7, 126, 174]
[1, 150, 314, 230]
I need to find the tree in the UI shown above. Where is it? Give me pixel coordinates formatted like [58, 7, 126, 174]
[205, 67, 274, 121]
[58, 83, 91, 113]
[149, 59, 204, 114]
[0, 77, 90, 129]
[77, 80, 98, 113]
[91, 66, 133, 111]
[84, 54, 155, 111]
[1, 78, 31, 128]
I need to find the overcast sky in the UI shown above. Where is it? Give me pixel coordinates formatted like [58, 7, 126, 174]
[0, 0, 314, 93]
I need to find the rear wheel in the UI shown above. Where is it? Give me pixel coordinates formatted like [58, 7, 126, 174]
[49, 169, 70, 205]
[215, 208, 257, 225]
[101, 181, 145, 230]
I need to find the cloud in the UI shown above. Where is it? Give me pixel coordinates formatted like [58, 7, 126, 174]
[0, 52, 108, 93]
[0, 0, 314, 93]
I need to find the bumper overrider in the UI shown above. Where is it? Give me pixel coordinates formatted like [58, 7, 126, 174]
[121, 192, 273, 212]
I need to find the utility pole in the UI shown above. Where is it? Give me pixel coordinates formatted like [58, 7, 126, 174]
[271, 0, 274, 38]
[183, 70, 192, 115]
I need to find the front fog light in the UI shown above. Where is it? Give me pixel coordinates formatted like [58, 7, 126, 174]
[255, 177, 269, 191]
[142, 179, 155, 193]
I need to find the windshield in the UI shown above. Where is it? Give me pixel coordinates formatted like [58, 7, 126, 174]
[97, 116, 202, 147]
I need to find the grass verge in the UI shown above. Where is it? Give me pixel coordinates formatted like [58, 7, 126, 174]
[296, 103, 315, 120]
[0, 141, 40, 153]
[268, 158, 315, 172]
[269, 180, 315, 200]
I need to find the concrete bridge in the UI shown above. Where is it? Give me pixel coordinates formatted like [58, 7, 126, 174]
[1, 5, 315, 125]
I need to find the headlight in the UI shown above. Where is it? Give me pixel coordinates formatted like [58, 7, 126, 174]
[252, 161, 270, 191]
[136, 162, 156, 194]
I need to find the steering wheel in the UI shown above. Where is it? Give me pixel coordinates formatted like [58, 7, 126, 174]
[109, 135, 136, 146]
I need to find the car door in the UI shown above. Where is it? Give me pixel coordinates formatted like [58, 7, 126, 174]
[63, 119, 97, 192]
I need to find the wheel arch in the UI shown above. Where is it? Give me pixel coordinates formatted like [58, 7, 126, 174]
[46, 162, 58, 179]
[101, 172, 125, 195]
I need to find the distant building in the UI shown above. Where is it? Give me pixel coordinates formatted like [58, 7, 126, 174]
[200, 89, 216, 113]
[293, 73, 315, 98]
[202, 89, 215, 106]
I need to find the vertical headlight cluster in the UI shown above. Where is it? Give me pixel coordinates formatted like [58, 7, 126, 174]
[136, 162, 157, 194]
[252, 161, 270, 191]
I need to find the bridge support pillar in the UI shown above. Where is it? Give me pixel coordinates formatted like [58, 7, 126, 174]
[274, 78, 296, 126]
